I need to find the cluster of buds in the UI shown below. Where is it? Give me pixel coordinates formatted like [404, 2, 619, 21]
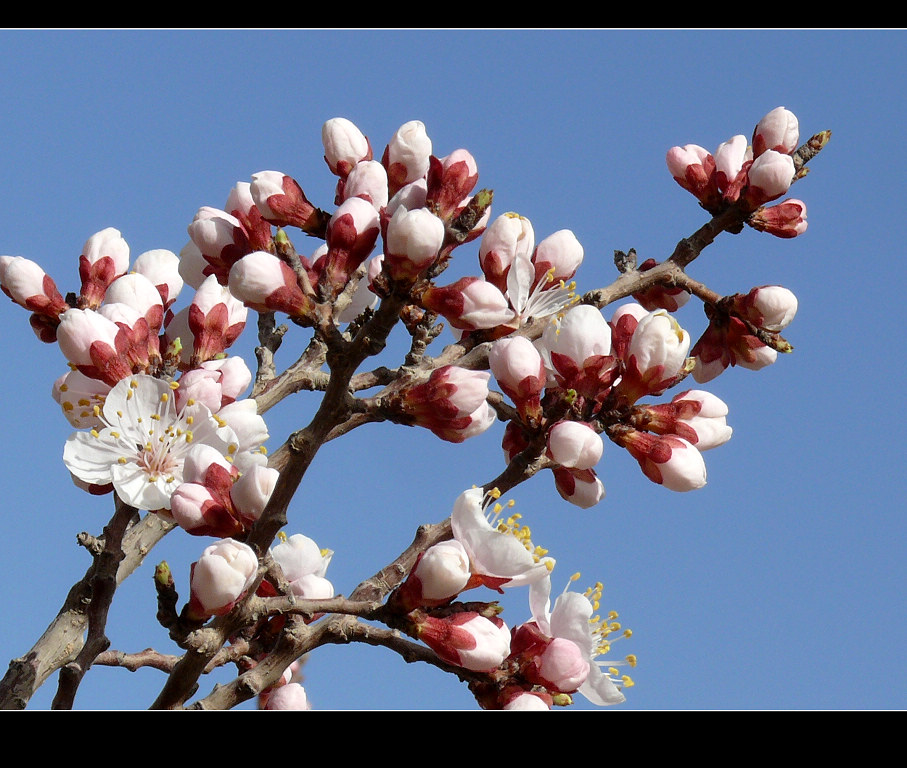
[489, 300, 735, 502]
[666, 106, 808, 237]
[168, 440, 276, 537]
[691, 285, 799, 383]
[1, 232, 184, 358]
[183, 117, 494, 330]
[1, 106, 824, 711]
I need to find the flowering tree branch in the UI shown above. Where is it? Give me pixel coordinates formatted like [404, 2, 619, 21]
[0, 108, 828, 710]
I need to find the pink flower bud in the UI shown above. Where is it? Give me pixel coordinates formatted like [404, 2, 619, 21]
[753, 106, 799, 157]
[262, 683, 310, 710]
[532, 229, 583, 288]
[188, 538, 258, 618]
[79, 228, 130, 308]
[547, 421, 603, 470]
[744, 150, 795, 208]
[322, 117, 372, 178]
[104, 273, 165, 333]
[552, 467, 606, 508]
[133, 249, 183, 309]
[449, 402, 496, 443]
[188, 275, 248, 362]
[228, 250, 312, 317]
[619, 430, 707, 492]
[187, 207, 251, 284]
[178, 240, 210, 290]
[198, 357, 252, 403]
[401, 366, 493, 443]
[502, 691, 552, 710]
[271, 533, 333, 600]
[386, 179, 428, 217]
[170, 482, 234, 536]
[736, 344, 778, 371]
[671, 390, 733, 450]
[230, 464, 279, 522]
[420, 276, 515, 332]
[0, 256, 67, 319]
[416, 612, 511, 672]
[250, 171, 321, 231]
[536, 637, 591, 693]
[225, 181, 257, 220]
[394, 540, 472, 610]
[713, 134, 751, 202]
[426, 148, 479, 220]
[489, 336, 545, 420]
[479, 213, 535, 292]
[321, 197, 381, 297]
[620, 310, 691, 401]
[56, 308, 132, 385]
[748, 199, 807, 238]
[666, 144, 721, 210]
[383, 206, 446, 281]
[384, 120, 432, 194]
[174, 367, 225, 413]
[742, 285, 798, 331]
[416, 541, 472, 601]
[182, 443, 235, 486]
[341, 160, 389, 210]
[690, 314, 779, 383]
[539, 304, 614, 396]
[641, 389, 733, 451]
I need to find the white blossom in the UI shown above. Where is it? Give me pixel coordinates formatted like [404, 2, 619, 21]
[63, 374, 239, 510]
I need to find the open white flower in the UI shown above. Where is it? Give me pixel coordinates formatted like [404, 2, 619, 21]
[530, 575, 635, 706]
[451, 488, 554, 589]
[505, 241, 577, 327]
[63, 374, 238, 511]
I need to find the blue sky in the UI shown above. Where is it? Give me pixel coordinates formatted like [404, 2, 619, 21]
[0, 30, 904, 710]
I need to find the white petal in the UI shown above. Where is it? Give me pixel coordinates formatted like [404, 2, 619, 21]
[580, 666, 627, 706]
[62, 432, 118, 484]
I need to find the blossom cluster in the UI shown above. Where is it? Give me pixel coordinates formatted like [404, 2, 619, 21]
[487, 302, 738, 504]
[388, 488, 634, 709]
[666, 106, 808, 238]
[0, 232, 275, 521]
[0, 106, 819, 711]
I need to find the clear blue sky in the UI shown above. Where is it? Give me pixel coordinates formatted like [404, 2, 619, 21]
[0, 29, 903, 710]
